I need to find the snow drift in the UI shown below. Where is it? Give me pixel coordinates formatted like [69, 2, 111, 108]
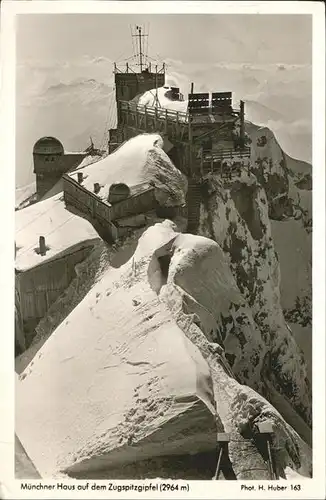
[16, 221, 312, 479]
[68, 133, 187, 208]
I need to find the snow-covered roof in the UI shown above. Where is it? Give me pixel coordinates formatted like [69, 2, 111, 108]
[68, 133, 186, 207]
[15, 194, 100, 272]
[138, 86, 188, 114]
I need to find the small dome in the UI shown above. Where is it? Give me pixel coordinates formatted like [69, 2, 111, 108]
[108, 183, 130, 204]
[33, 137, 64, 155]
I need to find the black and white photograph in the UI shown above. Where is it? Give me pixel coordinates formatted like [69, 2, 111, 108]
[1, 1, 325, 497]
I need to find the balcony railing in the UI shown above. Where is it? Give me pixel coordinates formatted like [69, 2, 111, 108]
[119, 100, 241, 126]
[202, 147, 251, 162]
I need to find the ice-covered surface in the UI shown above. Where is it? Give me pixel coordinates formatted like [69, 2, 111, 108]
[15, 194, 100, 271]
[68, 134, 186, 207]
[16, 221, 312, 479]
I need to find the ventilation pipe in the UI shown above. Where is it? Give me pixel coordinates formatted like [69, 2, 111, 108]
[39, 236, 46, 256]
[77, 172, 83, 184]
[190, 82, 194, 94]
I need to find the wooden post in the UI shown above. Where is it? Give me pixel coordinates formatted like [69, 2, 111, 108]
[164, 108, 168, 134]
[144, 105, 148, 130]
[135, 103, 138, 129]
[213, 433, 230, 480]
[126, 62, 129, 73]
[176, 111, 179, 138]
[190, 82, 194, 94]
[240, 100, 245, 147]
[213, 448, 223, 480]
[154, 106, 158, 129]
[257, 422, 276, 480]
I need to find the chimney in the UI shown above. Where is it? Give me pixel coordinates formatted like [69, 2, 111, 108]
[77, 172, 83, 184]
[39, 236, 46, 256]
[94, 182, 100, 194]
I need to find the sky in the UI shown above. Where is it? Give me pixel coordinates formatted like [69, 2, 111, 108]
[17, 14, 312, 66]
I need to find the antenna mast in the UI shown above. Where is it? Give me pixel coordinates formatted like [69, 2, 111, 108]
[132, 25, 148, 71]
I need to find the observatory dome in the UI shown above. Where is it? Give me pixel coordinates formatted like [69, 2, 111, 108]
[33, 137, 64, 156]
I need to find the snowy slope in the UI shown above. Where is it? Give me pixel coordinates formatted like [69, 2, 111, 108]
[16, 221, 312, 479]
[68, 133, 187, 207]
[16, 222, 216, 478]
[15, 193, 100, 271]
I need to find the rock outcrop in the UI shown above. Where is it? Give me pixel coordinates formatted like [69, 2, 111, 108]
[246, 123, 312, 380]
[198, 171, 311, 438]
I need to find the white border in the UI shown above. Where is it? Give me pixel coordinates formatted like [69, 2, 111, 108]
[1, 2, 325, 499]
